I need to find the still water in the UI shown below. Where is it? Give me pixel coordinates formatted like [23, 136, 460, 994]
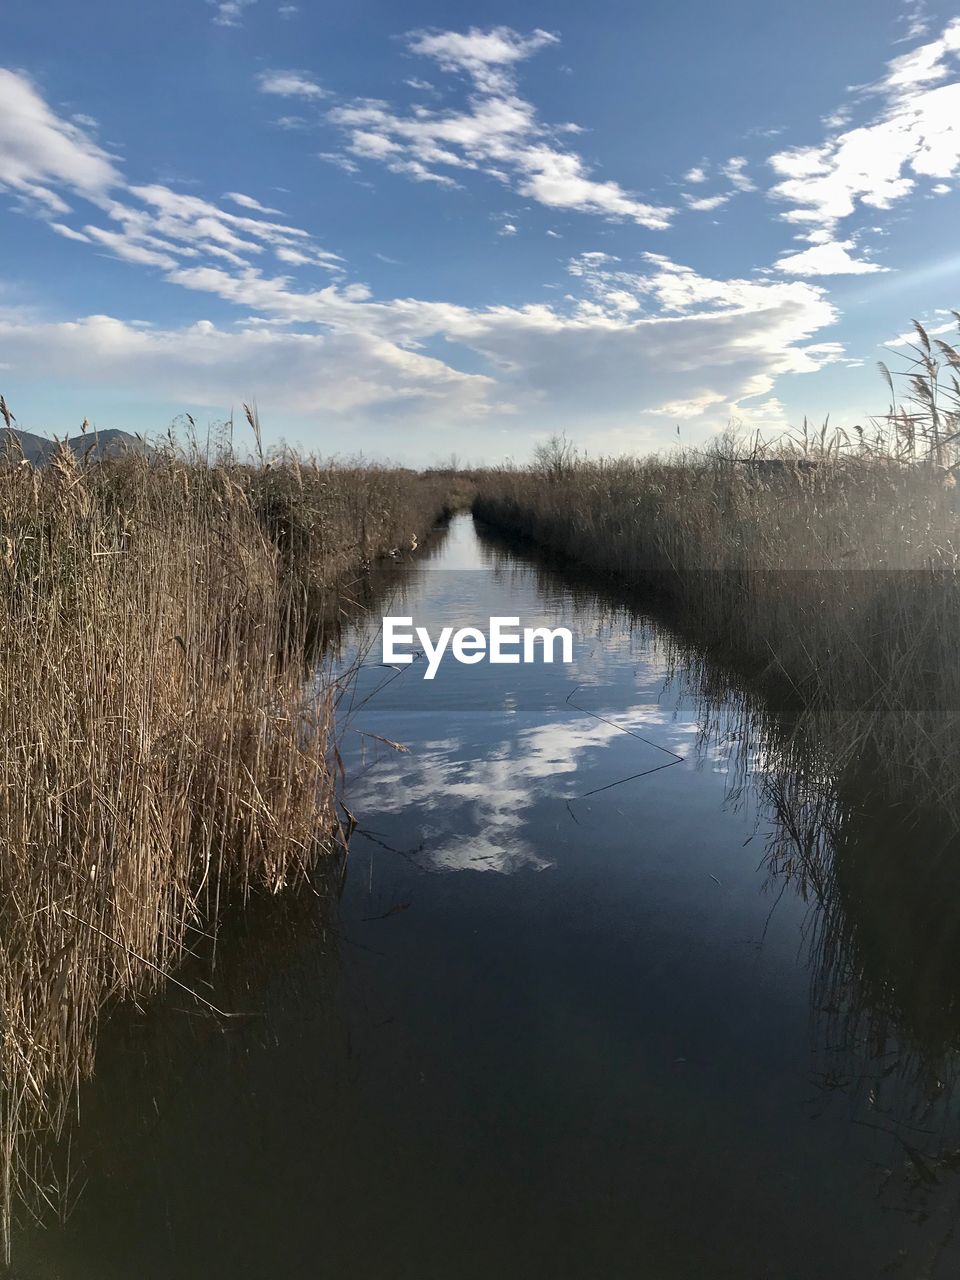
[15, 514, 960, 1278]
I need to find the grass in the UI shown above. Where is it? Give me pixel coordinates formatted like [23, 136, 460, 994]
[0, 424, 460, 1260]
[473, 318, 960, 827]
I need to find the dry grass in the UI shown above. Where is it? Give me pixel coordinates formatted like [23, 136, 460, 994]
[474, 319, 960, 824]
[0, 429, 454, 1260]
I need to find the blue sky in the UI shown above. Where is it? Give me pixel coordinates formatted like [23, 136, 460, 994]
[1, 0, 959, 463]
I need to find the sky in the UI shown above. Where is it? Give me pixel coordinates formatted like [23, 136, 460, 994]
[1, 0, 959, 464]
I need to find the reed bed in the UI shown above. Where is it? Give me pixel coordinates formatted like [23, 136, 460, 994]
[474, 320, 960, 826]
[0, 430, 454, 1260]
[479, 519, 960, 1236]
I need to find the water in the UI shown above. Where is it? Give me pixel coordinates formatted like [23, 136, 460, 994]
[15, 514, 960, 1278]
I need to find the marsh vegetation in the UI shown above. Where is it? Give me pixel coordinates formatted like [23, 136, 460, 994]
[0, 421, 459, 1261]
[474, 318, 960, 831]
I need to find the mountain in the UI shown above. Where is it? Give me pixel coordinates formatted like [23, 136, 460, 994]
[65, 429, 153, 462]
[0, 427, 152, 464]
[0, 427, 58, 464]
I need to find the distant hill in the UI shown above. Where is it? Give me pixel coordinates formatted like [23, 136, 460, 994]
[0, 428, 56, 464]
[0, 427, 153, 464]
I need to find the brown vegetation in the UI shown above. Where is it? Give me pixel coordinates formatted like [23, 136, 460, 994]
[0, 427, 456, 1259]
[474, 319, 960, 826]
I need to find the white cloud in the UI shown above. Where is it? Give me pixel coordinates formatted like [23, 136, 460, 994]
[256, 70, 328, 100]
[514, 145, 671, 225]
[683, 192, 730, 212]
[883, 15, 959, 91]
[885, 317, 958, 347]
[0, 236, 842, 454]
[0, 71, 345, 286]
[224, 191, 284, 214]
[0, 314, 495, 421]
[50, 222, 92, 243]
[774, 239, 887, 276]
[318, 151, 359, 174]
[896, 0, 931, 43]
[278, 4, 298, 17]
[273, 245, 344, 269]
[436, 258, 838, 439]
[723, 156, 755, 191]
[84, 224, 179, 268]
[684, 166, 708, 183]
[499, 222, 517, 235]
[646, 391, 726, 418]
[153, 246, 836, 441]
[0, 68, 119, 212]
[406, 26, 559, 94]
[767, 16, 960, 262]
[209, 0, 256, 27]
[822, 108, 851, 130]
[324, 27, 674, 228]
[89, 183, 328, 271]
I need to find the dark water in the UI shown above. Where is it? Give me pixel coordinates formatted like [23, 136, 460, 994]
[15, 514, 960, 1279]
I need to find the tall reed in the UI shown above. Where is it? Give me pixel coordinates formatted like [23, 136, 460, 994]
[0, 432, 453, 1260]
[474, 320, 960, 825]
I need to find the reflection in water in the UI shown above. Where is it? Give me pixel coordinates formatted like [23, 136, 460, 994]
[671, 647, 960, 1263]
[10, 513, 960, 1278]
[347, 710, 685, 875]
[765, 769, 960, 1248]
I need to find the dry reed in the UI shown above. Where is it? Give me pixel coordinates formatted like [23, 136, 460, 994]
[474, 319, 960, 824]
[0, 428, 455, 1261]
